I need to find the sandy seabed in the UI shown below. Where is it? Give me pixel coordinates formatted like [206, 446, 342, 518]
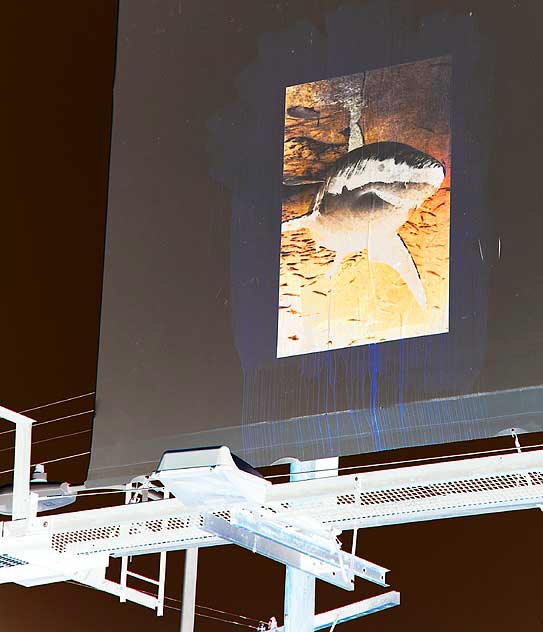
[277, 178, 450, 357]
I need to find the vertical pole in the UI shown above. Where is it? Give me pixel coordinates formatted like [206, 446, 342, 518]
[283, 458, 339, 632]
[284, 566, 315, 632]
[12, 419, 32, 520]
[157, 551, 167, 616]
[120, 483, 133, 602]
[0, 406, 34, 521]
[157, 487, 170, 616]
[119, 556, 128, 603]
[180, 548, 198, 632]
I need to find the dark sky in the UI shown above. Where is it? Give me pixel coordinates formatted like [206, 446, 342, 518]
[5, 1, 543, 631]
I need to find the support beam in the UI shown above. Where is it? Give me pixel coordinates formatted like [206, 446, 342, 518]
[284, 458, 338, 632]
[227, 510, 388, 586]
[202, 513, 354, 590]
[180, 548, 198, 632]
[223, 510, 388, 586]
[75, 570, 158, 611]
[119, 556, 128, 603]
[284, 567, 315, 632]
[276, 591, 400, 631]
[157, 551, 167, 616]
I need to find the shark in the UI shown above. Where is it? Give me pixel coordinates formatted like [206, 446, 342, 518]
[281, 141, 445, 309]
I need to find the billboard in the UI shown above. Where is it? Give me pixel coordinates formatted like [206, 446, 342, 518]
[87, 0, 543, 486]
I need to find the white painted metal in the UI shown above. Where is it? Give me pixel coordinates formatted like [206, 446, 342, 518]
[0, 549, 108, 586]
[284, 567, 315, 632]
[157, 551, 167, 616]
[290, 459, 339, 482]
[284, 459, 338, 632]
[0, 406, 34, 521]
[180, 548, 198, 632]
[202, 513, 354, 590]
[44, 497, 225, 558]
[118, 553, 166, 612]
[232, 509, 336, 558]
[157, 446, 270, 508]
[156, 487, 171, 616]
[0, 399, 542, 619]
[2, 449, 541, 562]
[119, 483, 132, 603]
[276, 591, 400, 631]
[126, 569, 160, 586]
[75, 568, 159, 610]
[263, 450, 543, 531]
[120, 555, 128, 603]
[1, 447, 540, 581]
[269, 450, 543, 501]
[220, 508, 387, 586]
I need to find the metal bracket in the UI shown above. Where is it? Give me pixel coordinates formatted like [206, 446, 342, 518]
[202, 513, 354, 590]
[227, 509, 388, 586]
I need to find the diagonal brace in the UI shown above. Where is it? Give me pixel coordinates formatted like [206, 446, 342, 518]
[275, 591, 401, 631]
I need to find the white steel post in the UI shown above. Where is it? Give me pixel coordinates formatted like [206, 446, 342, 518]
[157, 487, 170, 616]
[119, 482, 135, 603]
[0, 406, 34, 521]
[157, 551, 167, 616]
[284, 566, 315, 632]
[284, 458, 339, 632]
[180, 547, 198, 632]
[119, 556, 128, 603]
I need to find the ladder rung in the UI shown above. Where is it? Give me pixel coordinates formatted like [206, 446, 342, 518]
[126, 570, 160, 586]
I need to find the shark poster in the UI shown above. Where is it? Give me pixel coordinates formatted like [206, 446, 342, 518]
[278, 56, 451, 357]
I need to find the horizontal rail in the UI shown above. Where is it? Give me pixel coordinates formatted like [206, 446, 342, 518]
[126, 570, 160, 586]
[267, 450, 543, 502]
[0, 450, 541, 578]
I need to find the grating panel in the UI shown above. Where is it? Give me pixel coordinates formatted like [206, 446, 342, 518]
[276, 469, 543, 530]
[0, 554, 27, 568]
[356, 472, 539, 505]
[51, 511, 212, 556]
[42, 451, 543, 559]
[52, 525, 121, 554]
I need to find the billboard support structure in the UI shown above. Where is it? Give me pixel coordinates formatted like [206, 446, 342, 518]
[284, 458, 338, 632]
[180, 548, 198, 632]
[4, 406, 543, 626]
[0, 405, 33, 521]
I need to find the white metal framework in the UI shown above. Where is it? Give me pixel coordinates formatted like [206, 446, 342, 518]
[1, 406, 543, 629]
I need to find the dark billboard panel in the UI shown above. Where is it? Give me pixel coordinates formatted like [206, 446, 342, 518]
[87, 0, 543, 486]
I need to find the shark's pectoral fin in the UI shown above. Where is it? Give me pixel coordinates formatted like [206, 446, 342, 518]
[281, 214, 313, 234]
[368, 232, 426, 309]
[324, 248, 348, 280]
